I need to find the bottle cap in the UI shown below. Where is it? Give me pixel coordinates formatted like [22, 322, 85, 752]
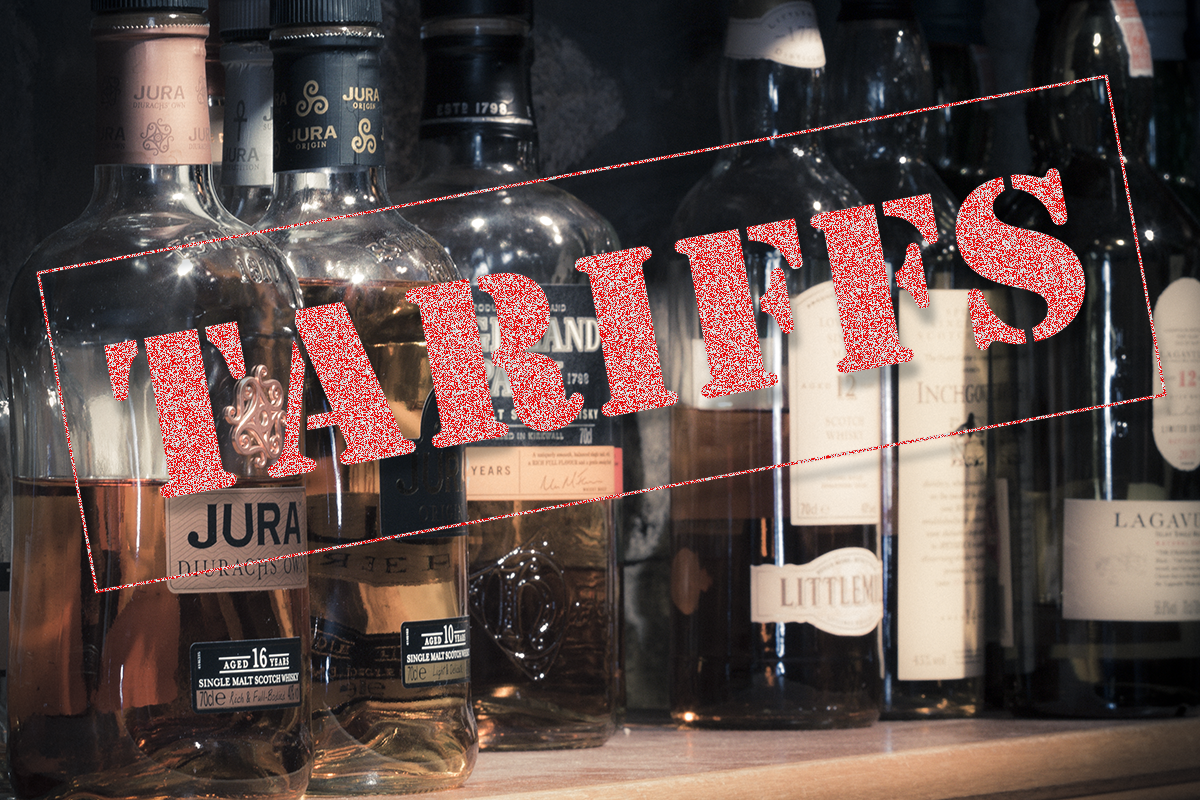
[269, 0, 382, 26]
[836, 0, 916, 21]
[221, 0, 270, 37]
[914, 0, 984, 45]
[92, 0, 207, 11]
[419, 0, 531, 23]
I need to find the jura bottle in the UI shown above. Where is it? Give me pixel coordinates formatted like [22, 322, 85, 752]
[395, 0, 622, 750]
[1007, 0, 1200, 717]
[825, 0, 987, 719]
[257, 0, 477, 790]
[6, 1, 311, 797]
[219, 0, 273, 223]
[667, 0, 882, 729]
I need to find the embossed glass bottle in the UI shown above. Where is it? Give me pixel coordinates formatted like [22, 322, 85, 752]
[6, 2, 311, 798]
[257, 0, 477, 790]
[1007, 0, 1200, 717]
[394, 0, 622, 750]
[667, 0, 882, 729]
[218, 0, 273, 223]
[825, 0, 986, 720]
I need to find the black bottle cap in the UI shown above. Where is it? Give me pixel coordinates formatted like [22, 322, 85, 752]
[837, 0, 917, 22]
[914, 0, 984, 45]
[419, 0, 531, 23]
[92, 0, 207, 11]
[269, 0, 382, 26]
[221, 0, 270, 37]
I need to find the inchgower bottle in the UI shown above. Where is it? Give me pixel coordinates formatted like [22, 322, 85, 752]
[667, 0, 882, 729]
[825, 0, 986, 719]
[1007, 0, 1200, 717]
[6, 1, 312, 797]
[395, 0, 622, 750]
[258, 0, 478, 789]
[219, 0, 273, 223]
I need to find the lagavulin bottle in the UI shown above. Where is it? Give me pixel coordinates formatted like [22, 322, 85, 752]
[395, 0, 622, 750]
[825, 0, 988, 719]
[1006, 0, 1200, 716]
[6, 1, 311, 797]
[667, 0, 882, 729]
[257, 0, 478, 790]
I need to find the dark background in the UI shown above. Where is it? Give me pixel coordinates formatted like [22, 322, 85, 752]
[0, 0, 1042, 709]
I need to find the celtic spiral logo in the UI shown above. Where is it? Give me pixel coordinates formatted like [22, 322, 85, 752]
[141, 119, 173, 155]
[351, 118, 377, 154]
[295, 80, 327, 116]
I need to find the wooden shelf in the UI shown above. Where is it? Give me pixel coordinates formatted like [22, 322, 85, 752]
[440, 717, 1200, 799]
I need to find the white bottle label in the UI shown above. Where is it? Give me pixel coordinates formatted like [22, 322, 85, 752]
[166, 486, 308, 593]
[1112, 0, 1154, 78]
[896, 290, 986, 680]
[1063, 498, 1200, 621]
[788, 281, 881, 526]
[751, 547, 883, 636]
[464, 445, 619, 501]
[725, 1, 826, 70]
[1153, 277, 1200, 472]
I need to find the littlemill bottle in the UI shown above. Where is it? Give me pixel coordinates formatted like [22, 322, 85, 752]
[667, 0, 882, 729]
[219, 0, 273, 223]
[1007, 0, 1200, 716]
[825, 0, 987, 719]
[6, 1, 311, 798]
[395, 0, 622, 750]
[257, 0, 477, 790]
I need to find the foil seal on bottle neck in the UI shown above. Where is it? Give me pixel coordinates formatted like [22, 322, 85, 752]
[724, 0, 826, 70]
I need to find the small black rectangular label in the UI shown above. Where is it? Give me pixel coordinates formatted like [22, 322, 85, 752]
[190, 636, 303, 713]
[400, 617, 470, 688]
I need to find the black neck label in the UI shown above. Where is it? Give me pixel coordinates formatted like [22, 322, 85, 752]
[273, 43, 384, 170]
[420, 35, 534, 134]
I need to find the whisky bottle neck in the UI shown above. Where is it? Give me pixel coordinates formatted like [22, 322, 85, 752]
[220, 36, 273, 188]
[417, 18, 538, 173]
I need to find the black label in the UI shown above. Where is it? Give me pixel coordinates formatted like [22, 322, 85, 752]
[471, 283, 619, 448]
[190, 637, 302, 713]
[273, 38, 384, 170]
[400, 617, 470, 688]
[379, 391, 468, 540]
[420, 35, 533, 135]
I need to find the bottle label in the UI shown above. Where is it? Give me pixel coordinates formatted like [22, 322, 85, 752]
[896, 290, 986, 681]
[165, 486, 308, 593]
[1153, 277, 1200, 472]
[750, 547, 883, 636]
[788, 281, 881, 526]
[465, 284, 620, 501]
[221, 41, 273, 187]
[379, 392, 469, 540]
[1063, 498, 1200, 621]
[725, 1, 826, 70]
[94, 26, 211, 165]
[190, 636, 303, 713]
[273, 42, 384, 170]
[312, 616, 469, 695]
[1111, 0, 1154, 78]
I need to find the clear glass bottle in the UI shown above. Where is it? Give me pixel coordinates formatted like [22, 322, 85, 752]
[257, 0, 477, 790]
[825, 0, 986, 720]
[1006, 0, 1200, 717]
[6, 2, 311, 798]
[218, 0, 273, 223]
[394, 0, 622, 750]
[667, 0, 881, 729]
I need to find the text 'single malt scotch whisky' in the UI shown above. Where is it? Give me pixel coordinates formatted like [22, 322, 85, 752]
[395, 0, 622, 751]
[218, 0, 274, 223]
[1005, 0, 1200, 716]
[667, 0, 883, 729]
[825, 0, 988, 719]
[257, 0, 478, 790]
[6, 1, 312, 798]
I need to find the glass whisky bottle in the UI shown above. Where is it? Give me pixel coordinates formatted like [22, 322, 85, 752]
[825, 0, 987, 720]
[1006, 0, 1200, 717]
[218, 0, 273, 224]
[257, 0, 478, 790]
[667, 0, 882, 729]
[6, 2, 311, 798]
[394, 0, 622, 750]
